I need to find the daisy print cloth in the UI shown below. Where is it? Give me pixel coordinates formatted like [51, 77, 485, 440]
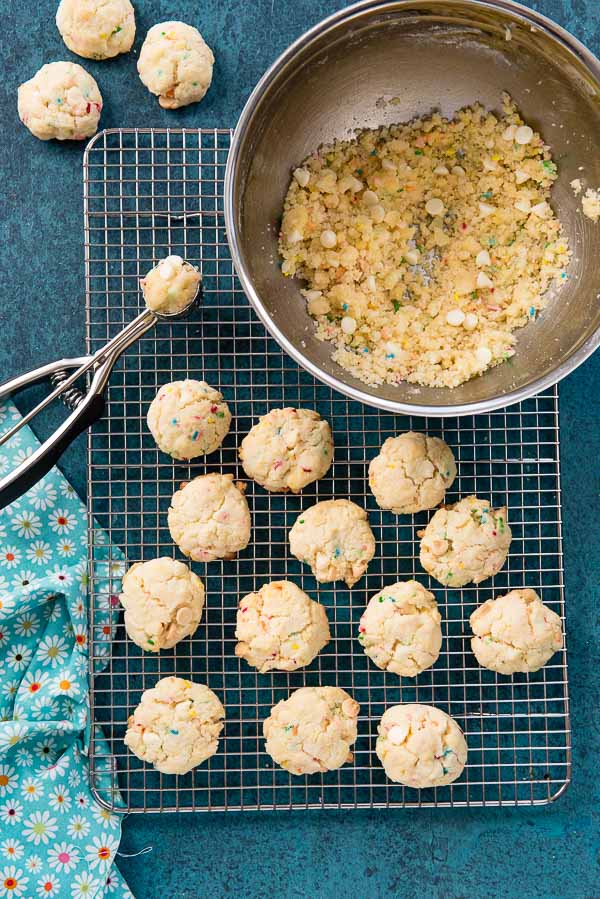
[0, 400, 133, 899]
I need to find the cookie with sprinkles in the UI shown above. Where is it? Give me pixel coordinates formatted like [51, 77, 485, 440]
[147, 379, 231, 460]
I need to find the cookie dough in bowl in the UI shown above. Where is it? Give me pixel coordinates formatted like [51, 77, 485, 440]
[235, 580, 330, 672]
[168, 473, 251, 562]
[358, 580, 442, 677]
[289, 499, 376, 587]
[147, 379, 231, 460]
[263, 686, 359, 775]
[369, 432, 456, 514]
[470, 588, 563, 674]
[239, 407, 333, 493]
[376, 704, 467, 788]
[124, 676, 224, 775]
[141, 256, 201, 315]
[119, 557, 205, 652]
[138, 21, 215, 109]
[419, 495, 511, 587]
[56, 0, 135, 60]
[18, 61, 102, 141]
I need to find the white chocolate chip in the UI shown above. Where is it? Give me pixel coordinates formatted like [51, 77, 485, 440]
[381, 158, 396, 171]
[320, 230, 337, 248]
[370, 204, 386, 223]
[341, 316, 357, 334]
[163, 255, 183, 266]
[478, 202, 496, 217]
[293, 168, 310, 188]
[531, 201, 551, 218]
[434, 164, 449, 175]
[476, 249, 491, 267]
[446, 308, 466, 326]
[451, 165, 466, 176]
[362, 190, 379, 206]
[463, 312, 479, 330]
[405, 249, 421, 265]
[425, 197, 445, 216]
[388, 724, 409, 745]
[515, 169, 530, 184]
[158, 263, 175, 280]
[515, 125, 534, 145]
[365, 275, 377, 293]
[176, 606, 193, 626]
[502, 124, 517, 141]
[476, 346, 493, 366]
[514, 197, 531, 213]
[476, 272, 494, 289]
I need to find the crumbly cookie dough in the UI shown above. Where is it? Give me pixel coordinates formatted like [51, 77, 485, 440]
[289, 499, 376, 587]
[147, 379, 231, 460]
[419, 495, 511, 587]
[358, 581, 442, 677]
[470, 588, 562, 674]
[141, 255, 201, 315]
[239, 407, 333, 493]
[168, 473, 251, 562]
[263, 686, 359, 775]
[119, 557, 205, 652]
[376, 704, 467, 787]
[124, 676, 224, 775]
[18, 61, 102, 141]
[369, 432, 456, 514]
[279, 95, 570, 389]
[56, 0, 135, 60]
[137, 21, 214, 109]
[235, 580, 330, 673]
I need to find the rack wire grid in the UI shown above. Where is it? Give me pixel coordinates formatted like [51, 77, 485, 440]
[85, 128, 570, 813]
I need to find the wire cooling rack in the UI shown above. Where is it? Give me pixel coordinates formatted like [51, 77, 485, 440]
[84, 129, 570, 813]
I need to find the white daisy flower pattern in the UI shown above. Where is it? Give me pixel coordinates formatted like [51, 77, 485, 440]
[0, 546, 21, 570]
[11, 570, 40, 594]
[56, 539, 76, 558]
[0, 865, 29, 897]
[13, 612, 39, 637]
[37, 635, 68, 669]
[0, 765, 17, 797]
[0, 838, 23, 861]
[71, 871, 100, 898]
[28, 482, 57, 512]
[25, 855, 42, 873]
[66, 816, 90, 841]
[49, 510, 76, 536]
[1, 799, 23, 826]
[11, 511, 42, 540]
[36, 874, 60, 897]
[6, 644, 32, 672]
[22, 811, 58, 846]
[47, 841, 79, 873]
[48, 786, 71, 815]
[25, 541, 52, 566]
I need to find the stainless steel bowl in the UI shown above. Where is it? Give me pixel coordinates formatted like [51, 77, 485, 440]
[225, 0, 600, 415]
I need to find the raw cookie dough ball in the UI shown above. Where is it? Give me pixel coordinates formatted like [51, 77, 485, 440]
[358, 581, 442, 677]
[419, 495, 511, 587]
[376, 704, 467, 788]
[18, 61, 102, 141]
[470, 588, 563, 674]
[369, 432, 456, 514]
[137, 21, 214, 109]
[235, 580, 330, 673]
[141, 255, 201, 315]
[289, 499, 376, 587]
[124, 676, 224, 775]
[239, 407, 333, 493]
[263, 686, 359, 775]
[147, 379, 231, 460]
[119, 557, 204, 652]
[168, 473, 251, 562]
[56, 0, 135, 60]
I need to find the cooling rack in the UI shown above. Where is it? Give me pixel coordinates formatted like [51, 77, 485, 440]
[84, 129, 570, 813]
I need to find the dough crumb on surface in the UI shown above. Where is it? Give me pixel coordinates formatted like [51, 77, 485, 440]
[419, 495, 512, 587]
[570, 178, 582, 196]
[263, 686, 359, 775]
[119, 557, 204, 652]
[240, 407, 333, 492]
[141, 255, 201, 315]
[18, 61, 102, 141]
[369, 431, 456, 514]
[376, 703, 467, 787]
[124, 676, 224, 775]
[147, 379, 231, 460]
[138, 21, 214, 109]
[582, 187, 600, 222]
[168, 473, 251, 562]
[279, 94, 569, 388]
[359, 580, 442, 677]
[289, 499, 376, 587]
[56, 0, 135, 60]
[235, 580, 330, 672]
[470, 588, 563, 674]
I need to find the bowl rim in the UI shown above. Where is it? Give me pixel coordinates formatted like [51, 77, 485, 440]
[224, 0, 600, 417]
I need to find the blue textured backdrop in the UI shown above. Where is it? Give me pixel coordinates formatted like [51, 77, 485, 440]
[1, 1, 599, 897]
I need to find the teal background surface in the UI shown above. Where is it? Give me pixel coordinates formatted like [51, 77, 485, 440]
[1, 1, 599, 896]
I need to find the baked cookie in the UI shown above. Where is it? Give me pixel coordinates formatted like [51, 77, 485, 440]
[56, 0, 135, 60]
[141, 255, 201, 315]
[124, 677, 224, 775]
[419, 495, 511, 587]
[147, 379, 231, 460]
[369, 432, 456, 514]
[263, 686, 359, 775]
[470, 588, 562, 674]
[358, 581, 442, 677]
[239, 407, 333, 493]
[235, 580, 330, 673]
[18, 61, 102, 141]
[168, 473, 251, 562]
[119, 557, 204, 652]
[137, 21, 214, 109]
[289, 499, 375, 587]
[376, 704, 467, 788]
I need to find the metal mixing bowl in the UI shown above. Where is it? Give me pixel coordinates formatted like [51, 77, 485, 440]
[225, 0, 600, 415]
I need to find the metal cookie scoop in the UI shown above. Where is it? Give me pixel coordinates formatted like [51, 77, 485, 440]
[0, 262, 202, 510]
